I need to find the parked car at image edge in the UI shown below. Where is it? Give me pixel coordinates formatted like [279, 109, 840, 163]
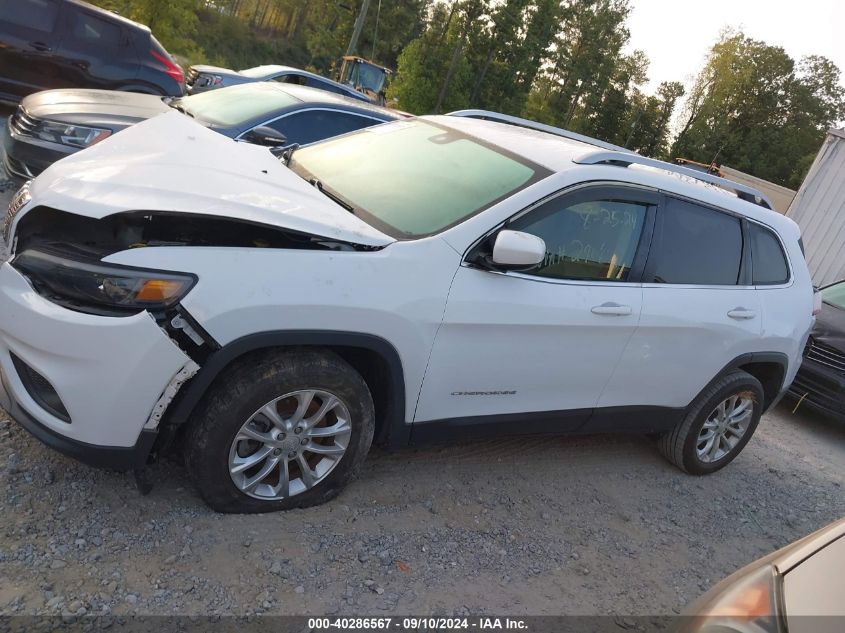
[677, 517, 845, 633]
[186, 63, 371, 103]
[0, 0, 184, 104]
[0, 111, 816, 513]
[789, 278, 845, 420]
[2, 82, 402, 180]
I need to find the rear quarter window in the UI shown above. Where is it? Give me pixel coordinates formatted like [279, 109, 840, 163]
[66, 11, 124, 49]
[749, 223, 790, 285]
[275, 74, 307, 86]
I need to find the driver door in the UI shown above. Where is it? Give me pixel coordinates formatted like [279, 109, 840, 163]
[413, 185, 658, 434]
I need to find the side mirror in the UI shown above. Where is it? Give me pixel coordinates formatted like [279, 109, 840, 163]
[244, 126, 287, 147]
[491, 230, 546, 269]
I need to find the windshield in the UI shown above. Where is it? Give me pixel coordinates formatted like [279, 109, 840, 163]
[822, 280, 845, 310]
[289, 120, 544, 238]
[354, 62, 386, 93]
[179, 83, 300, 127]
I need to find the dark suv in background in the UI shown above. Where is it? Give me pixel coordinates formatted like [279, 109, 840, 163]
[0, 0, 184, 103]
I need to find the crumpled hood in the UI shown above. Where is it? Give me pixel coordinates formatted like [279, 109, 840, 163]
[26, 111, 394, 247]
[812, 302, 845, 351]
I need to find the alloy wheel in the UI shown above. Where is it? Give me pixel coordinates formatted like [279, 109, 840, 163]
[696, 393, 754, 463]
[228, 389, 352, 500]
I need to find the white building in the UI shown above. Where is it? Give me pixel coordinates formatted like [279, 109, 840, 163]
[787, 128, 845, 287]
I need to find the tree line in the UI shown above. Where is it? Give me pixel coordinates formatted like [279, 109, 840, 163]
[88, 0, 844, 188]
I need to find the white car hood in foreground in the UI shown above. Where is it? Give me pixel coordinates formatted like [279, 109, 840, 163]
[27, 111, 394, 247]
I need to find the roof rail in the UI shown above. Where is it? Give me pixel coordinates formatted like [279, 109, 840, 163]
[574, 150, 775, 211]
[447, 109, 635, 154]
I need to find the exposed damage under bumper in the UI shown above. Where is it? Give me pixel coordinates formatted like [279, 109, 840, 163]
[0, 198, 387, 470]
[0, 259, 205, 468]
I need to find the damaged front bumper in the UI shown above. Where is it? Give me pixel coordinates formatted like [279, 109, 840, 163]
[0, 262, 198, 469]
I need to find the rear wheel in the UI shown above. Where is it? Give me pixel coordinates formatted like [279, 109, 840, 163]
[185, 349, 375, 513]
[658, 370, 764, 475]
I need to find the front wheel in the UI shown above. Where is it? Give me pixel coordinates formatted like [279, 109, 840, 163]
[658, 370, 764, 475]
[185, 349, 375, 513]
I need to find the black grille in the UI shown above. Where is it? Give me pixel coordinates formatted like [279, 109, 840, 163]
[790, 368, 845, 416]
[806, 339, 845, 375]
[9, 106, 40, 137]
[10, 353, 71, 423]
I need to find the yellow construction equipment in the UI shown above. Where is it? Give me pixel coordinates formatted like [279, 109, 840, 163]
[336, 56, 392, 105]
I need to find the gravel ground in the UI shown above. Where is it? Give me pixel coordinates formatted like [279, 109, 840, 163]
[0, 118, 843, 618]
[1, 400, 842, 618]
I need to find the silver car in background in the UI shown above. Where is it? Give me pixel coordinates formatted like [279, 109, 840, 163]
[186, 63, 371, 103]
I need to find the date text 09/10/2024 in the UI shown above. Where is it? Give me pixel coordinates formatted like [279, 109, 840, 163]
[307, 617, 528, 630]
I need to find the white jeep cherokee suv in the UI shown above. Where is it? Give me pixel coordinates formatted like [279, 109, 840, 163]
[0, 110, 815, 513]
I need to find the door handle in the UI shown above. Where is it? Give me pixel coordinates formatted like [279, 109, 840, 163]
[591, 302, 632, 316]
[727, 307, 757, 320]
[29, 41, 52, 52]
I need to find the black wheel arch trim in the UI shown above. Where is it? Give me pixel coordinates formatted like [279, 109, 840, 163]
[161, 334, 787, 457]
[162, 330, 409, 447]
[693, 351, 789, 413]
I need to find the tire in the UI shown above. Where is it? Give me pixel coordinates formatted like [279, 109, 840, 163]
[184, 348, 375, 513]
[657, 370, 764, 475]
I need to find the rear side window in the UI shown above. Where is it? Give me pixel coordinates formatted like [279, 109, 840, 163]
[276, 74, 352, 97]
[0, 0, 59, 31]
[649, 198, 743, 285]
[306, 77, 348, 96]
[275, 74, 307, 86]
[266, 110, 382, 145]
[750, 223, 789, 285]
[67, 11, 123, 48]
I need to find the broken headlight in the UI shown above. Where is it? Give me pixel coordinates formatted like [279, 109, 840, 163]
[13, 249, 196, 313]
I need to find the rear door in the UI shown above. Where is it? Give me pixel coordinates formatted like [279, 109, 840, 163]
[0, 0, 64, 99]
[53, 4, 138, 89]
[602, 195, 761, 411]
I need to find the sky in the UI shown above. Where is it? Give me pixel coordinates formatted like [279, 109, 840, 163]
[625, 0, 845, 94]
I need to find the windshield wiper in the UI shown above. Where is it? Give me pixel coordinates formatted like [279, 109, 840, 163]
[309, 178, 355, 214]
